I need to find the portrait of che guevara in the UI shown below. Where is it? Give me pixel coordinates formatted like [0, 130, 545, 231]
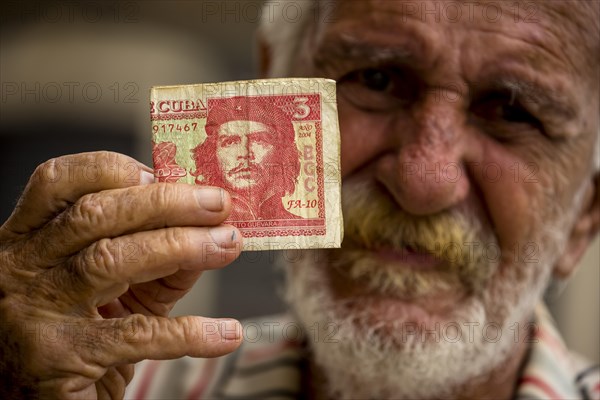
[191, 96, 302, 221]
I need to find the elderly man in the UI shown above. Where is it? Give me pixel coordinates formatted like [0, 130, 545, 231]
[191, 96, 302, 220]
[1, 0, 599, 399]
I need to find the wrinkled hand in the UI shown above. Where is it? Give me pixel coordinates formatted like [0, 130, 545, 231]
[0, 152, 243, 399]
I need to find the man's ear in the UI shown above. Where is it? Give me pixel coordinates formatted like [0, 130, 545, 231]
[553, 172, 600, 279]
[257, 35, 272, 79]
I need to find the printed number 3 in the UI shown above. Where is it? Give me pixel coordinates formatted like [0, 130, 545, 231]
[293, 97, 310, 119]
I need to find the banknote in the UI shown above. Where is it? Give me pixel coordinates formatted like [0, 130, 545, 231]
[150, 78, 343, 251]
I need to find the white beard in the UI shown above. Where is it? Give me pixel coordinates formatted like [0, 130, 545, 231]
[280, 179, 572, 399]
[283, 255, 550, 399]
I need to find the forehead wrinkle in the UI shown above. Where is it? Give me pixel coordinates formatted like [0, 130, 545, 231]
[466, 25, 566, 70]
[535, 0, 600, 38]
[448, 3, 577, 80]
[315, 2, 568, 75]
[313, 35, 414, 69]
[311, 1, 441, 68]
[513, 0, 599, 76]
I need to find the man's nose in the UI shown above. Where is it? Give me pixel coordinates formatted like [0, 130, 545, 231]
[377, 97, 471, 216]
[239, 136, 254, 160]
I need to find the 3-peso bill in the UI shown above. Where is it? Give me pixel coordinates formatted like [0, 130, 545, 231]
[150, 78, 343, 251]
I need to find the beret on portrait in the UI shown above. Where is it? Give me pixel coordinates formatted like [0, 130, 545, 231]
[205, 96, 295, 145]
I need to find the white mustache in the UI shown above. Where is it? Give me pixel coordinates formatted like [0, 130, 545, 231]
[336, 178, 498, 296]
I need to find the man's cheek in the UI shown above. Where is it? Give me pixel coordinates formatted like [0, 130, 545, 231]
[252, 145, 272, 163]
[222, 153, 239, 170]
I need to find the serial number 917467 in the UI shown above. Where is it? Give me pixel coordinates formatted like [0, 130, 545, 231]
[152, 122, 198, 133]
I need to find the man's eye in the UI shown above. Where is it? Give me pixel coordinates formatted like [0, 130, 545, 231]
[471, 95, 544, 140]
[359, 69, 393, 92]
[250, 132, 275, 145]
[497, 104, 535, 124]
[337, 67, 416, 112]
[472, 96, 539, 126]
[219, 136, 240, 147]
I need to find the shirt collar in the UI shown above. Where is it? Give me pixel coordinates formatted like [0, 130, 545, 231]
[515, 303, 582, 399]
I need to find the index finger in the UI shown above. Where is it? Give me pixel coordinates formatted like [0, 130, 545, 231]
[1, 151, 154, 235]
[94, 315, 243, 367]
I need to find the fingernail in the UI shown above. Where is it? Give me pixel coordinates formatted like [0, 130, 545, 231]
[196, 188, 223, 211]
[140, 170, 155, 185]
[209, 226, 237, 248]
[220, 319, 241, 341]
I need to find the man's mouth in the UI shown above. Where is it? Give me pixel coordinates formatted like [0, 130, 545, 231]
[331, 178, 496, 300]
[341, 236, 447, 271]
[228, 164, 257, 177]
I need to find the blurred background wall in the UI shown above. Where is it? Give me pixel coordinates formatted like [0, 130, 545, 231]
[1, 0, 597, 364]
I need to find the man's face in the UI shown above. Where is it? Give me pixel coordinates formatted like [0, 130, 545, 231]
[282, 1, 599, 397]
[216, 120, 276, 192]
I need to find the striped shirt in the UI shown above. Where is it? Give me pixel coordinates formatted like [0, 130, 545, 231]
[125, 305, 599, 399]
